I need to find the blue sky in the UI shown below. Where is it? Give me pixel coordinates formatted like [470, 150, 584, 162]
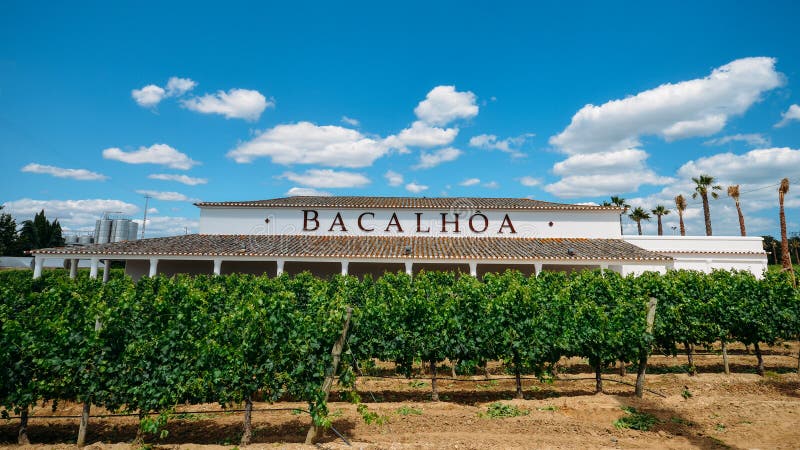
[2, 1, 799, 237]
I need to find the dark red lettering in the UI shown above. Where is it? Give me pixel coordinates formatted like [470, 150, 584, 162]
[469, 213, 489, 233]
[328, 212, 347, 232]
[498, 214, 516, 234]
[441, 213, 460, 233]
[416, 212, 430, 233]
[358, 212, 375, 232]
[303, 209, 319, 231]
[385, 213, 403, 232]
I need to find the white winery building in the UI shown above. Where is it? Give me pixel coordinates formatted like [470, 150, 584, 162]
[30, 196, 768, 280]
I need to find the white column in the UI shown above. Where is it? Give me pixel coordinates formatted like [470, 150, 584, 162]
[276, 259, 285, 276]
[469, 262, 477, 277]
[89, 258, 99, 279]
[102, 260, 110, 283]
[69, 259, 78, 279]
[33, 256, 44, 279]
[534, 262, 543, 277]
[341, 260, 349, 276]
[213, 259, 223, 276]
[600, 263, 608, 276]
[405, 261, 413, 276]
[148, 258, 159, 277]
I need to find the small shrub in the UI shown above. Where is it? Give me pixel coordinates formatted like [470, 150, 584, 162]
[396, 406, 423, 416]
[613, 406, 658, 431]
[481, 402, 530, 419]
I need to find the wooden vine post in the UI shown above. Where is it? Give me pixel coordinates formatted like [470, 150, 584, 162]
[305, 307, 353, 445]
[635, 298, 658, 398]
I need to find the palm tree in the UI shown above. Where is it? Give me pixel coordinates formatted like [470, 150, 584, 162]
[727, 185, 746, 236]
[610, 196, 630, 235]
[628, 207, 651, 236]
[778, 178, 793, 275]
[674, 195, 687, 236]
[651, 205, 671, 236]
[691, 174, 722, 236]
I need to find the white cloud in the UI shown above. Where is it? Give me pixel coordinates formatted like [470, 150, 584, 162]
[384, 170, 404, 187]
[135, 190, 200, 202]
[281, 169, 370, 188]
[460, 177, 481, 186]
[677, 147, 800, 185]
[405, 182, 429, 193]
[148, 173, 208, 186]
[413, 147, 462, 169]
[131, 85, 166, 108]
[286, 187, 332, 197]
[550, 57, 783, 155]
[165, 77, 196, 97]
[103, 144, 199, 170]
[775, 104, 800, 128]
[468, 133, 532, 158]
[483, 181, 499, 189]
[518, 176, 541, 187]
[546, 57, 782, 199]
[392, 121, 458, 148]
[228, 121, 391, 168]
[2, 198, 138, 233]
[414, 85, 479, 126]
[341, 116, 360, 126]
[181, 88, 272, 121]
[21, 163, 108, 181]
[135, 215, 199, 237]
[704, 133, 771, 147]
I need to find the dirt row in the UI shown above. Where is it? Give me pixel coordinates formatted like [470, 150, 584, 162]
[2, 342, 799, 449]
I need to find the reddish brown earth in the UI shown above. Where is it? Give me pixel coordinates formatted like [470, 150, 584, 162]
[2, 342, 799, 449]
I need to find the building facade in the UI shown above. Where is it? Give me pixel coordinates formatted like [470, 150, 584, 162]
[30, 196, 768, 279]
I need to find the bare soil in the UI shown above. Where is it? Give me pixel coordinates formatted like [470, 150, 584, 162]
[2, 342, 799, 449]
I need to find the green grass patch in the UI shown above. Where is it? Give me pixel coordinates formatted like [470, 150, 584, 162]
[396, 405, 423, 416]
[613, 406, 659, 431]
[480, 402, 530, 419]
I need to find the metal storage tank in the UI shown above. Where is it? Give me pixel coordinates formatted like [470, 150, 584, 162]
[96, 219, 113, 244]
[111, 219, 130, 242]
[65, 235, 79, 245]
[78, 235, 93, 245]
[128, 222, 139, 241]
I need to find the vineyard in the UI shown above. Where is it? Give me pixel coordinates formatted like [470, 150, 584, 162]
[1, 268, 799, 447]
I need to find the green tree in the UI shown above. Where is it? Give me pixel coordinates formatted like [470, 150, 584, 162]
[727, 185, 747, 236]
[691, 174, 722, 236]
[19, 209, 65, 251]
[651, 205, 671, 236]
[674, 195, 687, 236]
[628, 207, 651, 235]
[0, 206, 22, 256]
[609, 196, 630, 235]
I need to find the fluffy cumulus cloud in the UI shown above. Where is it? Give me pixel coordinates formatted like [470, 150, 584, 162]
[21, 163, 108, 181]
[131, 85, 166, 108]
[625, 146, 800, 235]
[704, 133, 771, 147]
[181, 88, 272, 121]
[460, 177, 481, 186]
[103, 144, 199, 170]
[546, 57, 784, 197]
[281, 169, 370, 188]
[414, 85, 479, 126]
[405, 182, 429, 193]
[228, 122, 390, 168]
[469, 133, 532, 158]
[148, 173, 208, 186]
[775, 104, 800, 128]
[135, 190, 199, 202]
[413, 147, 462, 169]
[2, 198, 138, 232]
[286, 187, 332, 197]
[390, 121, 458, 148]
[132, 76, 196, 108]
[384, 170, 403, 187]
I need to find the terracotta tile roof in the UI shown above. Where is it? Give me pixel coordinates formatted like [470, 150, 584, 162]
[195, 196, 622, 211]
[32, 234, 671, 262]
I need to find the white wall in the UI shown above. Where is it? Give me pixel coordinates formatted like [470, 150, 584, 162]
[623, 235, 768, 277]
[199, 207, 622, 238]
